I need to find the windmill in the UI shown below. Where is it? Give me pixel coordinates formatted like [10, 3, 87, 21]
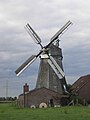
[15, 21, 72, 94]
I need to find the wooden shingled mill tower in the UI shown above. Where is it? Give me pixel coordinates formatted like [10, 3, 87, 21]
[15, 21, 72, 94]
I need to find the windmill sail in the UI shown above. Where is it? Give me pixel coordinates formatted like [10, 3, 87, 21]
[46, 21, 72, 49]
[48, 56, 65, 79]
[50, 20, 72, 41]
[25, 24, 43, 48]
[15, 21, 72, 77]
[15, 55, 37, 76]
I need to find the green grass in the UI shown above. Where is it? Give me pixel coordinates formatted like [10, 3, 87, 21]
[0, 103, 90, 120]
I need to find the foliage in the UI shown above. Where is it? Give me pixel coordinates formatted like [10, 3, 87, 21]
[0, 97, 17, 101]
[0, 103, 90, 120]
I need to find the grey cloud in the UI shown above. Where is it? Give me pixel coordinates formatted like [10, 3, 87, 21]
[0, 0, 90, 96]
[63, 43, 90, 77]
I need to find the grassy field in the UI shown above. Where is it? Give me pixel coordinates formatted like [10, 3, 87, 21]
[0, 103, 90, 120]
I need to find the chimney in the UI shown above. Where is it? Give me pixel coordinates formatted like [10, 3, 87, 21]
[23, 83, 29, 93]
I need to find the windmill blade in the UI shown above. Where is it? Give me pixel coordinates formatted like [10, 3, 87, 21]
[25, 23, 43, 48]
[48, 56, 65, 79]
[50, 20, 72, 41]
[15, 55, 37, 76]
[45, 20, 72, 48]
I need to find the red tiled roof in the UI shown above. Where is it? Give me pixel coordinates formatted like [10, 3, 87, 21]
[71, 74, 90, 92]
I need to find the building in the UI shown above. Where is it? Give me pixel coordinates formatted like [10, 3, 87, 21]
[36, 44, 67, 94]
[18, 43, 68, 108]
[71, 74, 90, 103]
[18, 83, 68, 108]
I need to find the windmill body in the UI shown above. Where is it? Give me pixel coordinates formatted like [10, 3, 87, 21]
[36, 44, 67, 94]
[15, 21, 72, 94]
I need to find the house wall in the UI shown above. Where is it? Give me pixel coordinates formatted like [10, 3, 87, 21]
[25, 88, 61, 108]
[78, 81, 90, 103]
[18, 95, 24, 107]
[18, 88, 62, 108]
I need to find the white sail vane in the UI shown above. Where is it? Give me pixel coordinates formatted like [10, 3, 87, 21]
[48, 56, 65, 79]
[15, 55, 37, 76]
[50, 20, 72, 42]
[25, 24, 43, 48]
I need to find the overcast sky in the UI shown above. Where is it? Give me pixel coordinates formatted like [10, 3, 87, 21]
[0, 0, 90, 97]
